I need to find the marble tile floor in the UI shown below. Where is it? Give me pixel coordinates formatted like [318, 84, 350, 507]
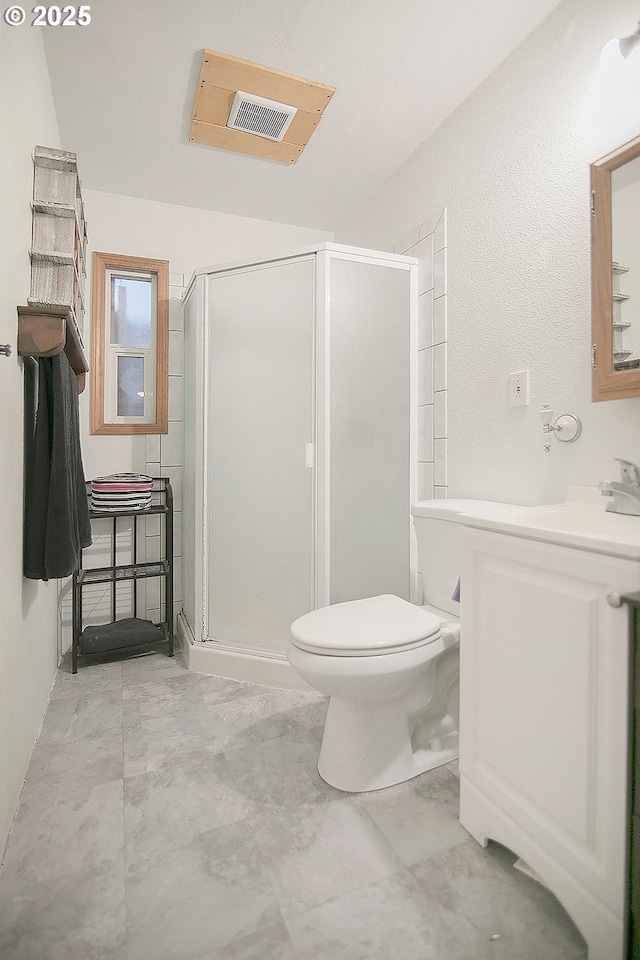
[0, 649, 588, 960]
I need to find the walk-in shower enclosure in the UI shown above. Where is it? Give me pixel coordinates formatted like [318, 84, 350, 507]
[181, 243, 418, 685]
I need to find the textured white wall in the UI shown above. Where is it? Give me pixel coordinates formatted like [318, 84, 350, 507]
[0, 27, 62, 855]
[337, 0, 640, 504]
[80, 189, 332, 481]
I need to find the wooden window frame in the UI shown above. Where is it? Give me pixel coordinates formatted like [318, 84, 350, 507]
[91, 252, 169, 434]
[591, 133, 640, 401]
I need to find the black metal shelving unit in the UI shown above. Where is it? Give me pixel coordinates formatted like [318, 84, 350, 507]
[72, 477, 174, 673]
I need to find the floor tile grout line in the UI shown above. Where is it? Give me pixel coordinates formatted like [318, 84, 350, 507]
[120, 689, 130, 955]
[279, 861, 416, 926]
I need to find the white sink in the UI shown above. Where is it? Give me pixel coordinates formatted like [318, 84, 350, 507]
[460, 487, 640, 560]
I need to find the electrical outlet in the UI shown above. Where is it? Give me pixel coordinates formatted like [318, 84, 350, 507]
[509, 370, 530, 407]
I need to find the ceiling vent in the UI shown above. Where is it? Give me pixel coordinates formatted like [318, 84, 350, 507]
[190, 50, 335, 164]
[227, 91, 297, 142]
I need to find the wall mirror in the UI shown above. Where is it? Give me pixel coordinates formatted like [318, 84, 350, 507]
[592, 133, 640, 401]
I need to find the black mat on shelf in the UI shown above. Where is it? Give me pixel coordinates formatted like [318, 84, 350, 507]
[80, 617, 164, 654]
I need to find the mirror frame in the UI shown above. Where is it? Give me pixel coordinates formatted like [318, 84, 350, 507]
[591, 133, 640, 401]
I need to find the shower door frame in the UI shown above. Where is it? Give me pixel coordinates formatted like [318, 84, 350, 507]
[183, 272, 207, 643]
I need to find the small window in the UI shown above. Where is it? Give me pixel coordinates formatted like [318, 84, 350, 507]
[91, 253, 169, 435]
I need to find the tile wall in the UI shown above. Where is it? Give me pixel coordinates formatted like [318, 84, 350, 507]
[143, 273, 185, 630]
[59, 276, 186, 655]
[395, 210, 448, 500]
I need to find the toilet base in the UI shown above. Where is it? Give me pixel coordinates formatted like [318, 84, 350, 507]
[317, 695, 458, 792]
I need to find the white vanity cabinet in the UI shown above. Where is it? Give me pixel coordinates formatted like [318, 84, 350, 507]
[459, 522, 639, 960]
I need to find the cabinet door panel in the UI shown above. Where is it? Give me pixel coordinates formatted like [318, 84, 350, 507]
[460, 527, 638, 919]
[472, 553, 597, 841]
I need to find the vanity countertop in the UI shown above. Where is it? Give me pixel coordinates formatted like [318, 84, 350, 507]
[459, 486, 640, 561]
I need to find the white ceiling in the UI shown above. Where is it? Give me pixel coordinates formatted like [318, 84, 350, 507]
[43, 0, 563, 231]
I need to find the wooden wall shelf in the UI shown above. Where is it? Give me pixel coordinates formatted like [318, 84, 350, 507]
[20, 146, 89, 394]
[17, 304, 88, 392]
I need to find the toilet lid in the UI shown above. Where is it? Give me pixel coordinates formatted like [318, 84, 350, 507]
[290, 594, 442, 656]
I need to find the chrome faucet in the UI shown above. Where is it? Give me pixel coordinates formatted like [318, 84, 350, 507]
[599, 458, 640, 516]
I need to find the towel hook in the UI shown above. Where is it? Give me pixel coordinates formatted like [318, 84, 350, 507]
[0, 344, 12, 357]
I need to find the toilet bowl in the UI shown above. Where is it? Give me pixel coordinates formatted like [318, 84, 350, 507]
[288, 499, 500, 793]
[288, 594, 460, 792]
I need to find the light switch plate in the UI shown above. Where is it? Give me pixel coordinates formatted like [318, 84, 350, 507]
[509, 370, 529, 407]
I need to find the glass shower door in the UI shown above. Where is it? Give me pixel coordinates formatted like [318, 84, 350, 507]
[328, 256, 411, 603]
[206, 257, 315, 655]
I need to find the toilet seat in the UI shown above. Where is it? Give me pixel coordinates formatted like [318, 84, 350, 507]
[290, 594, 442, 657]
[421, 603, 460, 644]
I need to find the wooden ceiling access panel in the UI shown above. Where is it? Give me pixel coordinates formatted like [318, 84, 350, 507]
[190, 50, 334, 164]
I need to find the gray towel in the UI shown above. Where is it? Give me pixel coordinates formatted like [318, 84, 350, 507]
[24, 352, 91, 580]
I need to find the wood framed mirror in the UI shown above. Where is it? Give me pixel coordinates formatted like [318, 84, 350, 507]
[592, 133, 640, 401]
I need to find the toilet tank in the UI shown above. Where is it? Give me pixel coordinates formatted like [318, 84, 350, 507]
[411, 499, 508, 616]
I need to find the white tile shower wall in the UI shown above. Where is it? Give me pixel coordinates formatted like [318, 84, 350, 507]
[60, 281, 187, 651]
[144, 279, 185, 630]
[397, 210, 448, 501]
[418, 291, 433, 350]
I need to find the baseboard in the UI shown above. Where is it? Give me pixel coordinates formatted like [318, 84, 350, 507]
[176, 612, 315, 691]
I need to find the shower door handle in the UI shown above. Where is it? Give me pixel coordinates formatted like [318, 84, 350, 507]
[304, 442, 315, 469]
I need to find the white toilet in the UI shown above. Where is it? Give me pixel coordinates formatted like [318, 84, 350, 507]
[288, 499, 496, 792]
